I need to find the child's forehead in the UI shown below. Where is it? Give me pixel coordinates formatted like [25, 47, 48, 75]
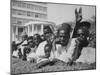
[45, 46, 50, 49]
[44, 46, 51, 51]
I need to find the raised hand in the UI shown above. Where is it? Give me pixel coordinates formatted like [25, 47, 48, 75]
[75, 7, 82, 22]
[72, 7, 83, 38]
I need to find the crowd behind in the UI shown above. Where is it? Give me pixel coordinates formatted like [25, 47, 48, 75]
[11, 8, 96, 69]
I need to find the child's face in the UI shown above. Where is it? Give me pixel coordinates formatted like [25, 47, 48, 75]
[34, 35, 40, 45]
[45, 50, 50, 58]
[77, 28, 86, 41]
[28, 39, 33, 46]
[44, 46, 51, 58]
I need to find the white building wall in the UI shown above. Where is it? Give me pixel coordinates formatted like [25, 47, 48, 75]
[11, 0, 48, 41]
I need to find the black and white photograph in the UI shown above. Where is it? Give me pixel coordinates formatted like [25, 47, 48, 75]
[11, 0, 96, 74]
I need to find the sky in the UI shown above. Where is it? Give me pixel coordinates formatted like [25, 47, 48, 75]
[47, 3, 95, 25]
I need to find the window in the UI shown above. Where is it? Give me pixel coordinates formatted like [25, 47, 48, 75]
[17, 20, 22, 25]
[12, 9, 16, 14]
[34, 5, 37, 10]
[18, 27, 23, 35]
[17, 2, 21, 7]
[34, 24, 41, 32]
[35, 13, 39, 18]
[27, 4, 30, 8]
[31, 5, 35, 10]
[17, 10, 25, 16]
[18, 10, 22, 15]
[22, 3, 27, 8]
[22, 10, 26, 16]
[27, 11, 31, 16]
[36, 6, 40, 11]
[43, 14, 47, 19]
[12, 9, 27, 16]
[31, 12, 35, 17]
[43, 7, 47, 12]
[12, 1, 18, 6]
[12, 2, 14, 6]
[11, 18, 17, 24]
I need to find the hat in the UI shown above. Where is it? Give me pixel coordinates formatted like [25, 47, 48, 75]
[59, 23, 71, 33]
[79, 21, 91, 29]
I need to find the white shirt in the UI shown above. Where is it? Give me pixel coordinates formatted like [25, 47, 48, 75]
[27, 41, 49, 63]
[76, 47, 95, 64]
[12, 50, 19, 58]
[18, 40, 28, 55]
[50, 38, 77, 63]
[27, 38, 77, 63]
[12, 40, 28, 58]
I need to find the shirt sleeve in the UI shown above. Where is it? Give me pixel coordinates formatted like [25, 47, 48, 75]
[66, 38, 77, 60]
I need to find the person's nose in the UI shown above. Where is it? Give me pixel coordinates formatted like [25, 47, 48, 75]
[60, 37, 64, 40]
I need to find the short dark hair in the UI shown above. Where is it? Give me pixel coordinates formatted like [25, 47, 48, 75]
[27, 36, 33, 41]
[43, 26, 53, 34]
[57, 23, 71, 35]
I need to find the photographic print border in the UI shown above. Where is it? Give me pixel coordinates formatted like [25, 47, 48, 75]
[10, 0, 96, 74]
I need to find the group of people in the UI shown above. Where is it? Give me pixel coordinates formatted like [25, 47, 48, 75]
[12, 8, 95, 69]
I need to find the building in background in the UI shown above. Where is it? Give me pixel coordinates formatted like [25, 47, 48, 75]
[11, 0, 55, 42]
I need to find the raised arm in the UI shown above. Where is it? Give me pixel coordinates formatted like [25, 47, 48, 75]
[72, 7, 82, 38]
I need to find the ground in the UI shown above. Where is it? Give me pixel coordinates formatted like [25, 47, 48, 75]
[11, 57, 96, 74]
